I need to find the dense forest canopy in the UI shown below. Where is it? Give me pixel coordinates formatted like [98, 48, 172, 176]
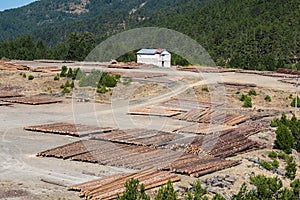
[0, 0, 299, 70]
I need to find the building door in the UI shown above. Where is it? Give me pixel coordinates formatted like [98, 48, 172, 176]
[162, 61, 165, 67]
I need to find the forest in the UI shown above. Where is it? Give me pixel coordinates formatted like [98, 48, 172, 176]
[0, 0, 299, 70]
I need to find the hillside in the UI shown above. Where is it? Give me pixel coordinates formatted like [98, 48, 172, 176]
[0, 0, 299, 69]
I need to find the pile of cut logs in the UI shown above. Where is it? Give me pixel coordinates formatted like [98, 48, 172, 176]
[2, 97, 62, 105]
[69, 169, 180, 200]
[25, 122, 115, 137]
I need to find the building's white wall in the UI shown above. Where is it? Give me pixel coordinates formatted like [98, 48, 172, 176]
[137, 52, 171, 68]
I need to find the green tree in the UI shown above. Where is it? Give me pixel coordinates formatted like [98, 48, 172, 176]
[117, 178, 150, 200]
[243, 96, 252, 108]
[291, 96, 300, 108]
[60, 66, 68, 77]
[185, 180, 208, 200]
[155, 180, 177, 200]
[274, 124, 294, 154]
[285, 157, 297, 180]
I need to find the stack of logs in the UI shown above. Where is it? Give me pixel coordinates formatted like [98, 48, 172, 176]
[2, 97, 62, 105]
[24, 122, 115, 137]
[174, 108, 250, 126]
[68, 169, 181, 200]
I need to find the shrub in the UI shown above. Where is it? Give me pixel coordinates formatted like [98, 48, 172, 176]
[202, 86, 209, 92]
[248, 89, 257, 96]
[271, 159, 279, 168]
[22, 73, 26, 78]
[277, 152, 287, 160]
[54, 74, 60, 81]
[265, 95, 272, 102]
[116, 178, 150, 200]
[60, 66, 68, 77]
[186, 180, 207, 200]
[268, 151, 278, 159]
[285, 157, 297, 180]
[240, 94, 247, 101]
[243, 96, 252, 108]
[291, 96, 300, 107]
[28, 75, 34, 80]
[64, 80, 71, 88]
[96, 86, 108, 94]
[62, 87, 70, 94]
[260, 160, 273, 171]
[274, 124, 294, 154]
[155, 180, 177, 200]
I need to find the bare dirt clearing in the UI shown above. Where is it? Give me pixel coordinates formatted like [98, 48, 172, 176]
[0, 60, 299, 199]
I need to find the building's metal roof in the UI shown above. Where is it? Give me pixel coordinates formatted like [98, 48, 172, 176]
[137, 49, 170, 55]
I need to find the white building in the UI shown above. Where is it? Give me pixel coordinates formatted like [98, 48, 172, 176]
[137, 49, 171, 68]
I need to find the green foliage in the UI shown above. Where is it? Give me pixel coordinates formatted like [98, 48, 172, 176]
[60, 66, 68, 77]
[54, 74, 60, 81]
[171, 53, 190, 66]
[96, 85, 108, 94]
[248, 89, 257, 96]
[277, 152, 287, 160]
[274, 124, 294, 154]
[185, 180, 208, 200]
[78, 69, 120, 94]
[268, 151, 278, 159]
[240, 94, 247, 102]
[155, 180, 177, 200]
[211, 194, 226, 200]
[116, 178, 150, 200]
[62, 87, 70, 94]
[242, 96, 252, 108]
[264, 95, 271, 102]
[250, 175, 283, 199]
[290, 179, 300, 199]
[22, 73, 26, 78]
[259, 160, 273, 171]
[271, 159, 279, 168]
[202, 86, 209, 92]
[117, 51, 137, 63]
[291, 96, 300, 108]
[28, 74, 34, 80]
[0, 0, 299, 69]
[285, 157, 297, 180]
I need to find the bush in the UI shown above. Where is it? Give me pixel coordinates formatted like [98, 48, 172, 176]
[60, 66, 68, 77]
[260, 160, 273, 171]
[248, 89, 257, 96]
[277, 152, 287, 160]
[285, 157, 297, 180]
[64, 80, 71, 87]
[28, 75, 34, 80]
[155, 180, 177, 200]
[54, 74, 60, 81]
[291, 96, 300, 107]
[186, 180, 207, 200]
[240, 94, 247, 101]
[62, 87, 70, 94]
[22, 73, 26, 78]
[268, 151, 278, 159]
[202, 86, 209, 92]
[116, 178, 150, 200]
[271, 159, 279, 168]
[96, 86, 108, 94]
[265, 95, 271, 102]
[243, 96, 252, 108]
[274, 124, 294, 154]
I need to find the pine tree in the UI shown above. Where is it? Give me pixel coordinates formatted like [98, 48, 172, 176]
[274, 124, 294, 154]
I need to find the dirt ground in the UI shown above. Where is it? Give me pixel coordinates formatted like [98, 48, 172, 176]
[0, 60, 299, 199]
